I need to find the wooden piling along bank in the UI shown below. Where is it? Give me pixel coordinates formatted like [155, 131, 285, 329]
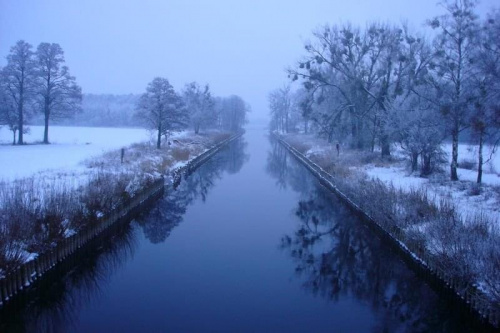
[0, 131, 243, 308]
[170, 132, 244, 188]
[274, 133, 499, 330]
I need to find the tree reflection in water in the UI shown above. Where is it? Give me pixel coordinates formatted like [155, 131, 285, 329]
[268, 139, 480, 333]
[136, 137, 249, 244]
[0, 223, 137, 333]
[0, 137, 248, 333]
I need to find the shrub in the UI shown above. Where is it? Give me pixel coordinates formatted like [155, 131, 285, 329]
[459, 158, 477, 170]
[468, 183, 482, 196]
[171, 147, 190, 161]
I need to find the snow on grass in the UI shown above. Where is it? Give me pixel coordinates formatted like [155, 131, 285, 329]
[0, 127, 233, 276]
[0, 126, 154, 180]
[282, 132, 500, 225]
[362, 145, 500, 224]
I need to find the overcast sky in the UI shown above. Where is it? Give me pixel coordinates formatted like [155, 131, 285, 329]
[0, 0, 497, 122]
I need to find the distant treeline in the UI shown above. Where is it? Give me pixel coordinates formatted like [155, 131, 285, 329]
[1, 40, 250, 145]
[33, 93, 141, 128]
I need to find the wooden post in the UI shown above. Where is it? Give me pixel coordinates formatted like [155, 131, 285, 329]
[50, 251, 56, 268]
[6, 275, 13, 299]
[11, 272, 18, 294]
[34, 257, 41, 277]
[0, 279, 6, 304]
[21, 264, 29, 287]
[27, 260, 35, 283]
[492, 308, 499, 328]
[16, 267, 23, 291]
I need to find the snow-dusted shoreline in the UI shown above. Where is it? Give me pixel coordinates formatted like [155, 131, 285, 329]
[276, 131, 500, 328]
[0, 126, 234, 278]
[283, 132, 500, 227]
[0, 129, 242, 309]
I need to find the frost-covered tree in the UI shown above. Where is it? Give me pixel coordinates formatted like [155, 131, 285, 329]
[470, 9, 500, 183]
[1, 40, 36, 145]
[136, 77, 187, 149]
[34, 43, 82, 144]
[391, 30, 448, 175]
[294, 88, 314, 134]
[215, 95, 248, 132]
[0, 74, 21, 144]
[427, 0, 480, 181]
[183, 82, 215, 134]
[289, 23, 420, 155]
[269, 85, 293, 133]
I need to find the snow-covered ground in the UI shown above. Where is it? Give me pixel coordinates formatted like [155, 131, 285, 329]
[284, 133, 500, 224]
[0, 126, 232, 276]
[364, 144, 500, 223]
[0, 126, 153, 180]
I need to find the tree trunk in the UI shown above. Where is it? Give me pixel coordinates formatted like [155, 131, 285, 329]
[371, 116, 377, 152]
[157, 126, 162, 149]
[12, 130, 17, 145]
[18, 95, 24, 145]
[43, 112, 50, 144]
[381, 135, 391, 157]
[356, 118, 365, 149]
[195, 123, 200, 134]
[421, 153, 432, 176]
[411, 151, 419, 172]
[450, 130, 459, 181]
[43, 71, 52, 144]
[477, 130, 483, 184]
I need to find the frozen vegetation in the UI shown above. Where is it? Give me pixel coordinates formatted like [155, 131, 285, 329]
[0, 126, 234, 277]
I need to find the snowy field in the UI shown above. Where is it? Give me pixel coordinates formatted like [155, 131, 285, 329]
[364, 143, 500, 222]
[0, 126, 152, 180]
[285, 133, 500, 223]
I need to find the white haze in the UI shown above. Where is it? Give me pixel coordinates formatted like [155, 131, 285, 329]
[0, 0, 496, 124]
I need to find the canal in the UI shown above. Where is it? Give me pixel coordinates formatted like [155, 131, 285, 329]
[0, 129, 483, 332]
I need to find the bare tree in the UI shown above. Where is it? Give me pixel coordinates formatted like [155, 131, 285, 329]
[1, 40, 36, 145]
[427, 0, 480, 180]
[471, 9, 500, 183]
[215, 95, 249, 132]
[289, 23, 419, 155]
[0, 73, 21, 144]
[135, 77, 187, 149]
[268, 85, 292, 133]
[294, 88, 314, 134]
[183, 82, 215, 134]
[35, 43, 82, 144]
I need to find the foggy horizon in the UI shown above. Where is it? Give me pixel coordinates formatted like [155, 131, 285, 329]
[1, 0, 496, 122]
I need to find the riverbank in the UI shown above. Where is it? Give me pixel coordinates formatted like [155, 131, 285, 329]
[0, 129, 236, 278]
[274, 132, 500, 330]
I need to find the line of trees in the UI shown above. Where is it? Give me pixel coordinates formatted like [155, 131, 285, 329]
[0, 40, 82, 144]
[136, 77, 249, 148]
[269, 0, 500, 182]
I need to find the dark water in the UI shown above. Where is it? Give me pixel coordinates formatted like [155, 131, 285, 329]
[0, 130, 485, 332]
